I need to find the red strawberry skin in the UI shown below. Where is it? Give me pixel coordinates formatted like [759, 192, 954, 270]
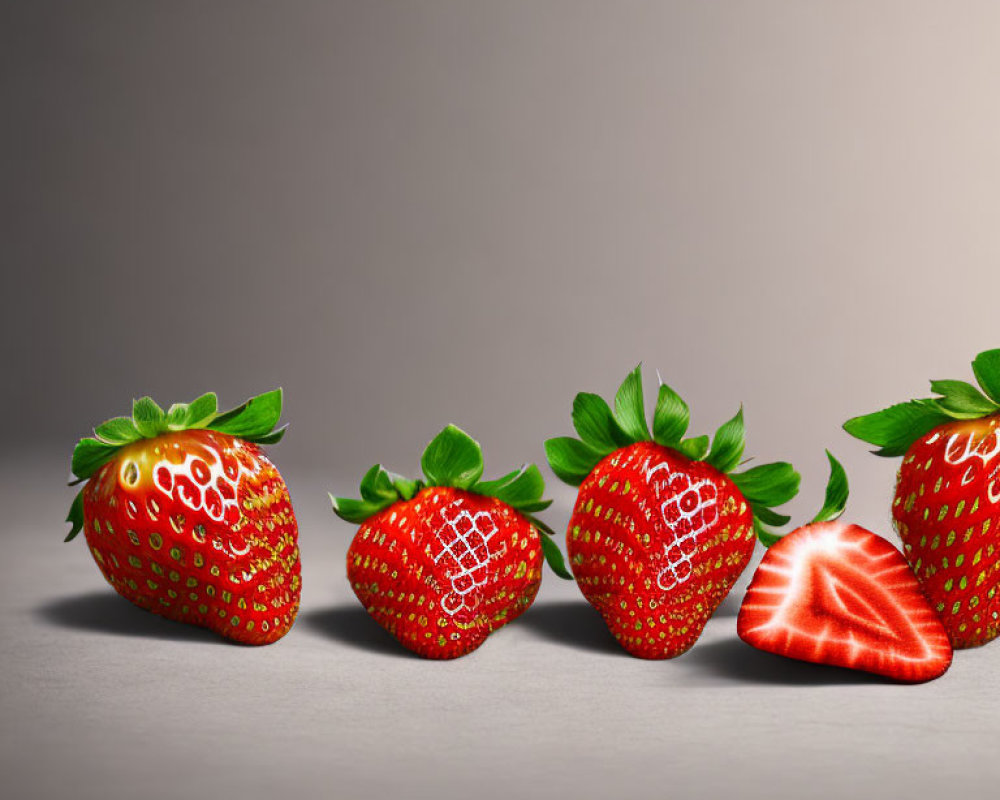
[892, 415, 1000, 648]
[738, 521, 953, 682]
[567, 441, 756, 659]
[82, 429, 301, 644]
[347, 487, 543, 658]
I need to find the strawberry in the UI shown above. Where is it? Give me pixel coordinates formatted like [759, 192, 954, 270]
[545, 365, 800, 659]
[738, 457, 953, 682]
[65, 390, 300, 645]
[738, 522, 953, 682]
[844, 348, 1000, 648]
[331, 425, 571, 659]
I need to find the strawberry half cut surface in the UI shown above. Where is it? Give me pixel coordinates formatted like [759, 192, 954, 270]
[844, 348, 1000, 648]
[331, 425, 571, 659]
[545, 365, 801, 659]
[66, 390, 300, 645]
[738, 521, 953, 683]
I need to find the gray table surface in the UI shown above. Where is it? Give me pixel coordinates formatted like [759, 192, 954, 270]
[3, 455, 998, 800]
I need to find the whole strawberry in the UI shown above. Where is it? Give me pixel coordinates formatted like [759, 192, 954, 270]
[66, 390, 300, 645]
[545, 366, 800, 659]
[845, 348, 1000, 648]
[331, 425, 571, 659]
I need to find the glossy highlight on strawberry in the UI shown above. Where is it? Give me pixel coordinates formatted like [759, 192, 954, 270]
[66, 390, 300, 644]
[845, 349, 1000, 648]
[331, 425, 571, 659]
[546, 365, 801, 659]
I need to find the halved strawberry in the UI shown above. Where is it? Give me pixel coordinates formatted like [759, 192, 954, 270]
[331, 425, 571, 659]
[738, 502, 953, 683]
[66, 390, 300, 645]
[844, 348, 1000, 648]
[545, 366, 800, 659]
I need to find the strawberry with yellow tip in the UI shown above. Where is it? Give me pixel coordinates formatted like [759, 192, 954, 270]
[66, 390, 300, 644]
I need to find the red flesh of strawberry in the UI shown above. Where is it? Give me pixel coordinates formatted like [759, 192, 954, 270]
[892, 415, 1000, 648]
[738, 521, 953, 682]
[567, 441, 756, 659]
[347, 487, 543, 658]
[82, 429, 301, 644]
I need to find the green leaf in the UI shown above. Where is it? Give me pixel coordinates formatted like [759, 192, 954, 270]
[613, 365, 651, 442]
[471, 469, 521, 496]
[753, 506, 791, 527]
[525, 515, 556, 537]
[388, 472, 421, 501]
[515, 499, 553, 513]
[242, 425, 287, 446]
[538, 533, 574, 580]
[930, 379, 999, 418]
[812, 450, 849, 523]
[420, 425, 484, 489]
[730, 462, 800, 508]
[489, 464, 546, 509]
[329, 494, 385, 524]
[360, 464, 400, 504]
[132, 396, 166, 438]
[676, 435, 709, 461]
[64, 489, 85, 542]
[165, 403, 189, 429]
[754, 518, 783, 548]
[652, 381, 689, 447]
[185, 392, 219, 428]
[93, 417, 140, 445]
[572, 393, 626, 453]
[71, 438, 121, 481]
[544, 437, 604, 486]
[705, 407, 745, 473]
[210, 389, 283, 439]
[972, 349, 1000, 405]
[843, 399, 952, 457]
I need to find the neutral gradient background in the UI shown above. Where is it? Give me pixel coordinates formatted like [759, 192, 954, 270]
[3, 2, 1000, 799]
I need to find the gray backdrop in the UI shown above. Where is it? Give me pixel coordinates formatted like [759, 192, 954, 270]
[4, 3, 1000, 800]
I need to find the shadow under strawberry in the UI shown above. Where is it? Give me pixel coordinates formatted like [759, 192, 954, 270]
[519, 600, 622, 654]
[712, 592, 742, 617]
[301, 605, 423, 658]
[680, 638, 898, 686]
[37, 590, 221, 642]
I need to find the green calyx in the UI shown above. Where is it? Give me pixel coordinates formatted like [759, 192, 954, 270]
[544, 364, 802, 545]
[843, 348, 1000, 457]
[330, 424, 573, 580]
[65, 389, 286, 542]
[757, 450, 850, 547]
